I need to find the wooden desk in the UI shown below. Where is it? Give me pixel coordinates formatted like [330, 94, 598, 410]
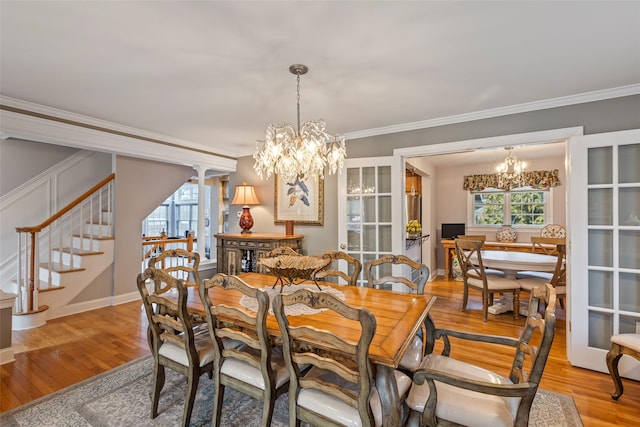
[441, 239, 555, 279]
[186, 272, 435, 427]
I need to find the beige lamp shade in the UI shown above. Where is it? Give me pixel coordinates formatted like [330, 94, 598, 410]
[231, 183, 259, 234]
[231, 183, 260, 206]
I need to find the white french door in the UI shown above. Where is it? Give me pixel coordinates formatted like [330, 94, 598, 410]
[338, 157, 399, 286]
[568, 129, 640, 379]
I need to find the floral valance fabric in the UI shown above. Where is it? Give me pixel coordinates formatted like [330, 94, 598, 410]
[463, 169, 560, 191]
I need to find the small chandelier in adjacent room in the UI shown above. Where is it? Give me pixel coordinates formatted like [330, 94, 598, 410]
[496, 146, 527, 188]
[253, 64, 346, 183]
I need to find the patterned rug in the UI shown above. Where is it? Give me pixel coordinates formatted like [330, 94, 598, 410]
[0, 356, 583, 426]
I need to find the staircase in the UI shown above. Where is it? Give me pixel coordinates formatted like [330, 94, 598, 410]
[11, 174, 115, 330]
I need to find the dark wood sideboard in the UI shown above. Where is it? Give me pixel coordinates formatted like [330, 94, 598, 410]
[215, 233, 304, 275]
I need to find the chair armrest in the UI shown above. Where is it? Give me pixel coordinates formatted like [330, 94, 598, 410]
[413, 367, 535, 398]
[432, 328, 519, 356]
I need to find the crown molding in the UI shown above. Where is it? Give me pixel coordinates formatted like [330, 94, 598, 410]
[0, 99, 236, 173]
[344, 84, 640, 141]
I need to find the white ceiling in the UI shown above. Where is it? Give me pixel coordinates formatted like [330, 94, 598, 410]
[1, 1, 639, 160]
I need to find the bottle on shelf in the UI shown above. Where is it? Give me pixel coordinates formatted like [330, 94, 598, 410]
[241, 251, 248, 272]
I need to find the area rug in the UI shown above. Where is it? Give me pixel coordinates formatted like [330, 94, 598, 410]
[0, 356, 583, 426]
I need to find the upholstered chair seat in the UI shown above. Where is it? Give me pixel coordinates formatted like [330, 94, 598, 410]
[219, 344, 290, 390]
[297, 367, 411, 427]
[406, 354, 518, 427]
[158, 328, 215, 367]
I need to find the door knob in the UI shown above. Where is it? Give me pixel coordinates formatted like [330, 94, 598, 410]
[340, 243, 347, 250]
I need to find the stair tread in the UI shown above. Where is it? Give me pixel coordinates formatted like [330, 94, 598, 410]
[55, 247, 104, 256]
[39, 262, 86, 273]
[72, 234, 114, 241]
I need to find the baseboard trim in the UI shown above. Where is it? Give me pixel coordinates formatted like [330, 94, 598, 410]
[50, 291, 141, 320]
[0, 347, 15, 365]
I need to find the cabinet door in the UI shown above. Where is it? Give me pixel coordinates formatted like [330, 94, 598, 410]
[225, 249, 238, 275]
[569, 129, 640, 379]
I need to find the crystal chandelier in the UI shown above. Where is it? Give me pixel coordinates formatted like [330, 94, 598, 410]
[253, 64, 346, 182]
[496, 146, 527, 188]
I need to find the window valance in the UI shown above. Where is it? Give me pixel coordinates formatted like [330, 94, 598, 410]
[463, 169, 560, 191]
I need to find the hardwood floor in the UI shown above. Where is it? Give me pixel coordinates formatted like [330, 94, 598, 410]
[1, 277, 639, 426]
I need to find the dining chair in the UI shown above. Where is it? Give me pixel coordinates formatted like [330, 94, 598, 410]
[455, 239, 521, 322]
[364, 254, 430, 373]
[147, 248, 205, 326]
[147, 248, 200, 286]
[137, 267, 214, 427]
[517, 242, 566, 308]
[540, 223, 566, 238]
[314, 250, 362, 286]
[273, 288, 412, 427]
[405, 283, 557, 427]
[606, 333, 640, 401]
[529, 236, 564, 255]
[198, 273, 290, 427]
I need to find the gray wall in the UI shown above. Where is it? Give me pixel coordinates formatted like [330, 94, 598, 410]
[0, 138, 79, 197]
[237, 95, 640, 255]
[113, 156, 195, 296]
[227, 156, 339, 257]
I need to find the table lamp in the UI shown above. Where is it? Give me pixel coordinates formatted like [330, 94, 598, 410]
[231, 182, 260, 234]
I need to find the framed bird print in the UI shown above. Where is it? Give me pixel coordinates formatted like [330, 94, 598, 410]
[274, 174, 324, 225]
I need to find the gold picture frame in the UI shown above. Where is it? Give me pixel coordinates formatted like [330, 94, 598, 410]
[274, 174, 324, 225]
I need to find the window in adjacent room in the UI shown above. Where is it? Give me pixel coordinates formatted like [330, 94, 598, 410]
[471, 187, 549, 226]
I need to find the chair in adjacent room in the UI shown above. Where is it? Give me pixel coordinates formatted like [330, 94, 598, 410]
[529, 236, 563, 255]
[364, 254, 430, 373]
[314, 250, 362, 286]
[606, 333, 640, 401]
[540, 223, 566, 238]
[198, 273, 290, 427]
[455, 239, 521, 322]
[517, 240, 566, 308]
[273, 289, 411, 427]
[405, 284, 557, 427]
[137, 267, 214, 427]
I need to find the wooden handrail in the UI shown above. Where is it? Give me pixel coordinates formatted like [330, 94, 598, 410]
[16, 173, 115, 233]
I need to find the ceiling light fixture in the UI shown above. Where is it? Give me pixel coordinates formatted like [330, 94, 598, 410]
[496, 146, 527, 188]
[253, 64, 346, 182]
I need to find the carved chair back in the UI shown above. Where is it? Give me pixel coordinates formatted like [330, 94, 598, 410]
[148, 248, 200, 287]
[364, 254, 429, 294]
[314, 250, 362, 286]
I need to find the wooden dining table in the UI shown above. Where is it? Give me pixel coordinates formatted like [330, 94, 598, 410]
[473, 250, 559, 315]
[185, 272, 436, 427]
[477, 250, 559, 279]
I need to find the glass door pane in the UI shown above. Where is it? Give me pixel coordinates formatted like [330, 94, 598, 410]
[570, 132, 640, 378]
[338, 157, 396, 286]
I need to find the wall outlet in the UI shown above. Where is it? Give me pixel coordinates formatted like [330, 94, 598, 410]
[237, 211, 242, 218]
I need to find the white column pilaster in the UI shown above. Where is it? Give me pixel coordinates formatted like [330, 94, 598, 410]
[194, 165, 208, 261]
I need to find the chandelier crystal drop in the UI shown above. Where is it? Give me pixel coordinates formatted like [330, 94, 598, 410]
[496, 146, 526, 188]
[253, 64, 346, 183]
